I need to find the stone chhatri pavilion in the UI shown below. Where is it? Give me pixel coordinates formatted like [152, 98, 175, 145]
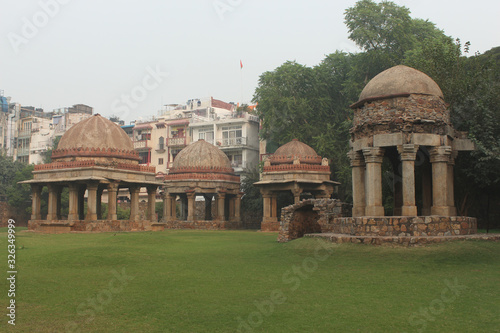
[255, 139, 338, 231]
[158, 139, 242, 230]
[23, 114, 160, 232]
[343, 65, 477, 237]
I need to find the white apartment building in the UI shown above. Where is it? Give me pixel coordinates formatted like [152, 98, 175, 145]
[128, 97, 260, 176]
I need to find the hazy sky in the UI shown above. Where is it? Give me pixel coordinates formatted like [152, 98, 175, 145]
[2, 0, 499, 123]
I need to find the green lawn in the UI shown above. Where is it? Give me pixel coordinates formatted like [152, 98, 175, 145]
[1, 229, 499, 332]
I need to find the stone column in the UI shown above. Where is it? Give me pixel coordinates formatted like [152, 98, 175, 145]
[107, 183, 119, 220]
[234, 193, 242, 221]
[262, 192, 271, 221]
[68, 184, 80, 221]
[398, 144, 419, 216]
[47, 184, 59, 221]
[187, 192, 196, 221]
[164, 193, 177, 221]
[216, 192, 226, 221]
[129, 186, 140, 221]
[147, 186, 157, 222]
[30, 184, 42, 220]
[86, 183, 98, 221]
[362, 147, 385, 216]
[291, 185, 303, 204]
[447, 151, 458, 216]
[348, 150, 366, 217]
[271, 194, 278, 219]
[430, 146, 453, 216]
[203, 194, 213, 220]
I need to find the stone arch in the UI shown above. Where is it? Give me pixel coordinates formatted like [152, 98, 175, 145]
[278, 199, 346, 242]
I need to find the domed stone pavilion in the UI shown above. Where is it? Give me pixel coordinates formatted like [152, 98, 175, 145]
[344, 65, 477, 237]
[23, 114, 160, 232]
[255, 139, 338, 231]
[159, 139, 242, 229]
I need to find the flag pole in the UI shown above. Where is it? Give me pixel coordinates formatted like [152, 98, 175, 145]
[240, 60, 243, 106]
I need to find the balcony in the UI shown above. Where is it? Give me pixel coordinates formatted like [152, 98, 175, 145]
[230, 161, 247, 170]
[167, 136, 186, 147]
[217, 137, 247, 148]
[133, 140, 150, 151]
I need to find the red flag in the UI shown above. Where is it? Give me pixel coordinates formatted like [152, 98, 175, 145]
[240, 60, 243, 69]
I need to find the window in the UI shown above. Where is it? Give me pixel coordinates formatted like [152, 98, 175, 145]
[158, 137, 164, 150]
[198, 127, 214, 144]
[221, 125, 242, 146]
[158, 158, 164, 165]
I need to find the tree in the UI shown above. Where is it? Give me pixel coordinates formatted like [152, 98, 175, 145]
[344, 0, 445, 62]
[43, 135, 62, 164]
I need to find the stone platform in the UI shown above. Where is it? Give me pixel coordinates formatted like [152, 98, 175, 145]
[154, 220, 242, 231]
[29, 220, 153, 233]
[305, 232, 500, 246]
[324, 216, 477, 237]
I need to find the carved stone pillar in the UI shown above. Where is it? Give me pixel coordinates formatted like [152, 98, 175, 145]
[216, 192, 226, 221]
[187, 192, 196, 221]
[262, 192, 271, 221]
[107, 183, 119, 220]
[291, 185, 303, 204]
[68, 184, 80, 221]
[430, 146, 453, 216]
[129, 186, 140, 221]
[234, 193, 242, 221]
[30, 184, 42, 220]
[47, 184, 59, 221]
[348, 150, 366, 217]
[147, 186, 157, 222]
[398, 144, 419, 216]
[86, 183, 98, 221]
[362, 147, 385, 216]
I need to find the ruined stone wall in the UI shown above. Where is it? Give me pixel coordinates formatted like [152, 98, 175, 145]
[278, 199, 347, 242]
[351, 95, 450, 140]
[333, 216, 477, 237]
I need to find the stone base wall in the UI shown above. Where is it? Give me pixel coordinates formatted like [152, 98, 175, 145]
[331, 216, 477, 237]
[278, 199, 347, 242]
[261, 220, 280, 232]
[28, 220, 153, 233]
[157, 220, 243, 230]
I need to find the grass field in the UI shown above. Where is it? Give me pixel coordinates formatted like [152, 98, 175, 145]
[1, 229, 500, 332]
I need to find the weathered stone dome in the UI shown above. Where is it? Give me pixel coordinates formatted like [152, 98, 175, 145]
[350, 65, 450, 140]
[52, 114, 139, 162]
[270, 139, 322, 165]
[355, 65, 444, 107]
[170, 139, 233, 173]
